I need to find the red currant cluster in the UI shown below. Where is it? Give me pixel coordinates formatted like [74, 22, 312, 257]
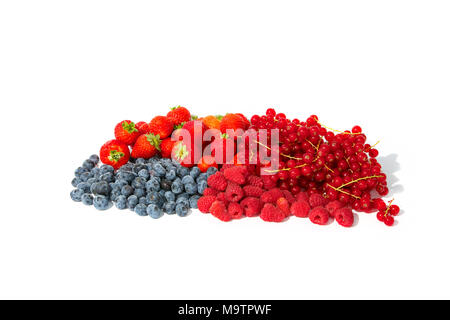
[248, 108, 401, 226]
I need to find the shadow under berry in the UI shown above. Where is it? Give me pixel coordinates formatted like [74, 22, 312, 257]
[377, 153, 404, 197]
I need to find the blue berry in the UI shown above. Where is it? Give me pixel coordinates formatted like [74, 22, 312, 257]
[81, 193, 94, 205]
[89, 154, 100, 164]
[138, 169, 150, 180]
[134, 203, 148, 216]
[134, 188, 146, 198]
[139, 196, 147, 205]
[93, 195, 110, 210]
[146, 178, 161, 192]
[100, 172, 114, 183]
[190, 167, 201, 179]
[160, 179, 172, 191]
[177, 166, 189, 177]
[181, 175, 195, 185]
[136, 158, 147, 165]
[70, 189, 84, 202]
[121, 185, 134, 197]
[91, 181, 111, 196]
[197, 180, 208, 195]
[196, 173, 208, 183]
[127, 195, 138, 209]
[146, 192, 164, 208]
[75, 166, 87, 177]
[80, 171, 91, 182]
[164, 201, 176, 214]
[189, 195, 201, 209]
[132, 177, 146, 189]
[185, 183, 198, 195]
[100, 164, 114, 175]
[87, 177, 97, 186]
[171, 179, 183, 194]
[119, 171, 136, 183]
[115, 179, 128, 188]
[153, 163, 166, 177]
[110, 189, 121, 202]
[91, 167, 100, 177]
[71, 177, 81, 187]
[206, 167, 218, 176]
[164, 191, 176, 202]
[115, 195, 127, 210]
[165, 169, 177, 181]
[83, 159, 95, 170]
[175, 203, 189, 217]
[77, 182, 91, 193]
[176, 198, 190, 209]
[147, 204, 163, 219]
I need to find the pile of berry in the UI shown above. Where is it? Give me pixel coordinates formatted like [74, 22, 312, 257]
[70, 154, 217, 218]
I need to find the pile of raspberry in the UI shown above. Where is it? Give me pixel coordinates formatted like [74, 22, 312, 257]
[197, 164, 355, 227]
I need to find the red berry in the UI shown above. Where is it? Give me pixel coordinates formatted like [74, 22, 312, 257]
[384, 215, 394, 226]
[376, 211, 386, 222]
[308, 207, 330, 225]
[388, 205, 400, 216]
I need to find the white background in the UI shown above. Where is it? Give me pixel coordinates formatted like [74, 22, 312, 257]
[0, 0, 449, 299]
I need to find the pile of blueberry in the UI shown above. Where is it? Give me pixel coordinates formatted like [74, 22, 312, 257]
[70, 155, 218, 218]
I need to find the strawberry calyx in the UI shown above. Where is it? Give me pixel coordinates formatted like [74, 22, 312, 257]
[122, 121, 138, 134]
[191, 115, 198, 120]
[174, 122, 186, 130]
[171, 105, 182, 111]
[216, 115, 224, 121]
[145, 133, 161, 151]
[108, 150, 125, 162]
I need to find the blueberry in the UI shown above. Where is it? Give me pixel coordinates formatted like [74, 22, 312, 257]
[121, 185, 134, 197]
[83, 159, 95, 170]
[115, 195, 127, 210]
[171, 180, 183, 194]
[160, 158, 172, 168]
[81, 193, 94, 206]
[138, 169, 150, 180]
[147, 204, 163, 219]
[89, 154, 100, 164]
[100, 164, 114, 175]
[118, 164, 134, 173]
[133, 164, 147, 174]
[71, 177, 81, 188]
[164, 191, 176, 202]
[100, 172, 114, 183]
[164, 201, 176, 214]
[181, 175, 195, 185]
[110, 189, 121, 202]
[165, 169, 177, 181]
[189, 195, 201, 209]
[87, 177, 97, 186]
[132, 177, 146, 189]
[139, 196, 147, 205]
[177, 166, 189, 177]
[196, 173, 208, 183]
[190, 167, 201, 179]
[153, 163, 166, 177]
[70, 189, 84, 202]
[159, 189, 166, 198]
[134, 188, 146, 198]
[91, 181, 111, 196]
[198, 180, 208, 195]
[146, 192, 164, 208]
[160, 179, 172, 191]
[80, 171, 91, 182]
[175, 203, 189, 217]
[146, 178, 160, 192]
[93, 195, 110, 210]
[127, 195, 138, 209]
[176, 198, 190, 209]
[185, 183, 198, 195]
[77, 182, 91, 193]
[91, 167, 100, 177]
[134, 203, 148, 216]
[136, 158, 146, 165]
[115, 179, 129, 188]
[75, 166, 87, 177]
[206, 167, 218, 176]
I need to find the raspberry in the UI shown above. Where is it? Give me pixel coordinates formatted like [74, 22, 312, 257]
[260, 203, 286, 222]
[276, 197, 290, 216]
[228, 202, 243, 219]
[240, 197, 262, 217]
[210, 201, 232, 222]
[247, 175, 264, 188]
[203, 188, 219, 197]
[197, 196, 217, 213]
[282, 190, 296, 204]
[243, 185, 264, 197]
[290, 201, 310, 218]
[224, 166, 247, 185]
[217, 192, 226, 201]
[207, 172, 228, 191]
[334, 207, 354, 227]
[220, 164, 235, 173]
[225, 182, 244, 202]
[309, 207, 330, 225]
[262, 175, 277, 189]
[296, 192, 309, 203]
[261, 188, 284, 203]
[325, 200, 345, 217]
[309, 193, 328, 207]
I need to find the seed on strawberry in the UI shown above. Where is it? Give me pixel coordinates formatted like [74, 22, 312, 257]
[167, 106, 191, 126]
[131, 133, 161, 159]
[114, 120, 140, 145]
[100, 139, 130, 170]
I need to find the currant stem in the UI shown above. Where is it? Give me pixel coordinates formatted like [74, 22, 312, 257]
[327, 184, 361, 200]
[336, 175, 384, 190]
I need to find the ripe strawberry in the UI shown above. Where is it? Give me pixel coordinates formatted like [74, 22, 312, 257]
[167, 106, 191, 126]
[211, 133, 235, 165]
[180, 120, 208, 147]
[171, 140, 199, 168]
[131, 133, 161, 159]
[135, 121, 151, 135]
[114, 120, 140, 145]
[197, 155, 218, 173]
[235, 113, 250, 130]
[200, 115, 221, 130]
[149, 116, 174, 139]
[220, 113, 248, 134]
[160, 138, 176, 159]
[100, 139, 130, 170]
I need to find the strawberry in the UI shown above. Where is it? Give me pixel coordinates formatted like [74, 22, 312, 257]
[211, 133, 236, 165]
[171, 140, 201, 168]
[167, 106, 191, 126]
[135, 121, 151, 135]
[197, 155, 218, 173]
[160, 138, 176, 158]
[131, 133, 161, 159]
[114, 120, 140, 145]
[219, 113, 248, 134]
[148, 116, 174, 139]
[235, 113, 250, 130]
[173, 120, 208, 148]
[200, 115, 221, 130]
[100, 139, 130, 170]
